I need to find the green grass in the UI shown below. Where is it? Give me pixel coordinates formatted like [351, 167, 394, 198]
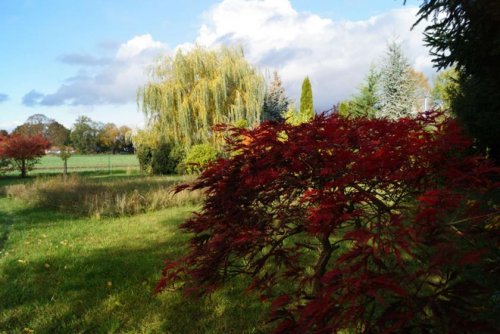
[32, 154, 139, 174]
[0, 173, 269, 333]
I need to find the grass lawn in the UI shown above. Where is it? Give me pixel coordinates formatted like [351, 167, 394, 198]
[0, 173, 268, 333]
[33, 154, 139, 174]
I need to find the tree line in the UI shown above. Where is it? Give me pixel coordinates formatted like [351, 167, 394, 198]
[0, 113, 134, 154]
[134, 41, 458, 175]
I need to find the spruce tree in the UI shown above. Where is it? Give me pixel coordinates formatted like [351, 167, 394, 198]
[377, 42, 417, 119]
[262, 71, 289, 122]
[349, 66, 380, 118]
[299, 76, 314, 121]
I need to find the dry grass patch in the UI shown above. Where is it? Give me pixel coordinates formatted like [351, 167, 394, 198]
[5, 174, 203, 218]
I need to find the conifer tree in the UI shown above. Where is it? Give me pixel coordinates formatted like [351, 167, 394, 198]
[138, 46, 265, 150]
[262, 71, 289, 122]
[299, 76, 314, 120]
[349, 66, 380, 118]
[378, 42, 417, 119]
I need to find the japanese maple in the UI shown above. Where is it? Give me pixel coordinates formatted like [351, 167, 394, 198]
[0, 134, 50, 177]
[157, 111, 499, 333]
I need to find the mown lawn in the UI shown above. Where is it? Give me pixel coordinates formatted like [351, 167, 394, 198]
[33, 154, 139, 173]
[0, 173, 268, 333]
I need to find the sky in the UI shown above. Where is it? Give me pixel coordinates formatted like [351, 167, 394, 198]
[0, 0, 431, 131]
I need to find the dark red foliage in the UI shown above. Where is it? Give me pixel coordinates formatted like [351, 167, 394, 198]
[157, 112, 499, 333]
[0, 134, 50, 177]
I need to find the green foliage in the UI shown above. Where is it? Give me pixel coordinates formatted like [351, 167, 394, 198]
[151, 143, 184, 175]
[413, 0, 500, 162]
[343, 66, 380, 118]
[13, 114, 70, 147]
[179, 144, 218, 174]
[299, 76, 314, 120]
[283, 103, 310, 125]
[138, 46, 265, 150]
[431, 67, 460, 110]
[262, 71, 289, 122]
[378, 41, 418, 119]
[70, 116, 101, 154]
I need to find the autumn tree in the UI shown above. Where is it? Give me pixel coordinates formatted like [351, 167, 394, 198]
[157, 112, 498, 333]
[0, 134, 49, 177]
[138, 46, 265, 151]
[262, 71, 289, 122]
[409, 68, 431, 112]
[14, 114, 70, 146]
[299, 76, 314, 120]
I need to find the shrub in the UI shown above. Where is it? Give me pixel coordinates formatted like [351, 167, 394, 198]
[137, 142, 184, 175]
[157, 112, 499, 333]
[178, 144, 218, 174]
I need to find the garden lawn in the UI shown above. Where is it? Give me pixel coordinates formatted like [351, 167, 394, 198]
[34, 154, 139, 173]
[0, 176, 268, 333]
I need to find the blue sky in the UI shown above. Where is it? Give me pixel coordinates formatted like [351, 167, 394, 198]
[0, 0, 427, 131]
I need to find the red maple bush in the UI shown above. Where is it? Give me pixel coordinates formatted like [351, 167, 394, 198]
[0, 134, 50, 177]
[157, 112, 499, 333]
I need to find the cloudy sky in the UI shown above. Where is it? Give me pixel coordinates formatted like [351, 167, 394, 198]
[0, 0, 432, 131]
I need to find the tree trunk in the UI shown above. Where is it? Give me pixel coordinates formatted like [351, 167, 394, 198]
[21, 159, 26, 178]
[63, 158, 68, 181]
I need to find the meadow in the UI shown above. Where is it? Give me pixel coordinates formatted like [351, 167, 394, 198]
[0, 171, 269, 333]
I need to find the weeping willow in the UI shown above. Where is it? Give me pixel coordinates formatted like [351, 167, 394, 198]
[138, 46, 265, 149]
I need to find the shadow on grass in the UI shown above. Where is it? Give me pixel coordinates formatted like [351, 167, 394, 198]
[0, 221, 268, 334]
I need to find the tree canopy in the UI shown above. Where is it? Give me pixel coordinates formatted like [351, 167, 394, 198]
[412, 0, 500, 162]
[138, 46, 265, 150]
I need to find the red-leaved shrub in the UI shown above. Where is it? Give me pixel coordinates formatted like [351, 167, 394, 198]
[157, 112, 499, 333]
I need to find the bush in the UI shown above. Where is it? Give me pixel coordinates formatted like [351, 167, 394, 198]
[137, 142, 184, 175]
[157, 112, 499, 333]
[178, 144, 218, 174]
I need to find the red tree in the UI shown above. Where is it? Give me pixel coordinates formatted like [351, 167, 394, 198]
[157, 112, 499, 333]
[0, 134, 50, 177]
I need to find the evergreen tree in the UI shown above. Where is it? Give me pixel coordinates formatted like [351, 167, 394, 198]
[262, 71, 289, 122]
[138, 46, 265, 150]
[349, 66, 380, 118]
[378, 42, 417, 119]
[299, 76, 314, 120]
[413, 0, 500, 162]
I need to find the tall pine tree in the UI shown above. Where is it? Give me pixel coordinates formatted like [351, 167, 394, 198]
[299, 76, 314, 120]
[377, 42, 417, 119]
[262, 71, 289, 122]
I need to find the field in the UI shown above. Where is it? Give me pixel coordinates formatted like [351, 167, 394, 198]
[0, 172, 268, 333]
[32, 154, 139, 174]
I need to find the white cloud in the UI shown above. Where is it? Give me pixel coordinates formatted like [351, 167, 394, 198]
[23, 34, 167, 107]
[195, 0, 434, 110]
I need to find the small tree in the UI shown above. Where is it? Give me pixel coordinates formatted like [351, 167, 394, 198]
[378, 41, 418, 119]
[262, 71, 289, 122]
[58, 146, 72, 181]
[157, 112, 498, 333]
[0, 134, 49, 177]
[299, 76, 314, 120]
